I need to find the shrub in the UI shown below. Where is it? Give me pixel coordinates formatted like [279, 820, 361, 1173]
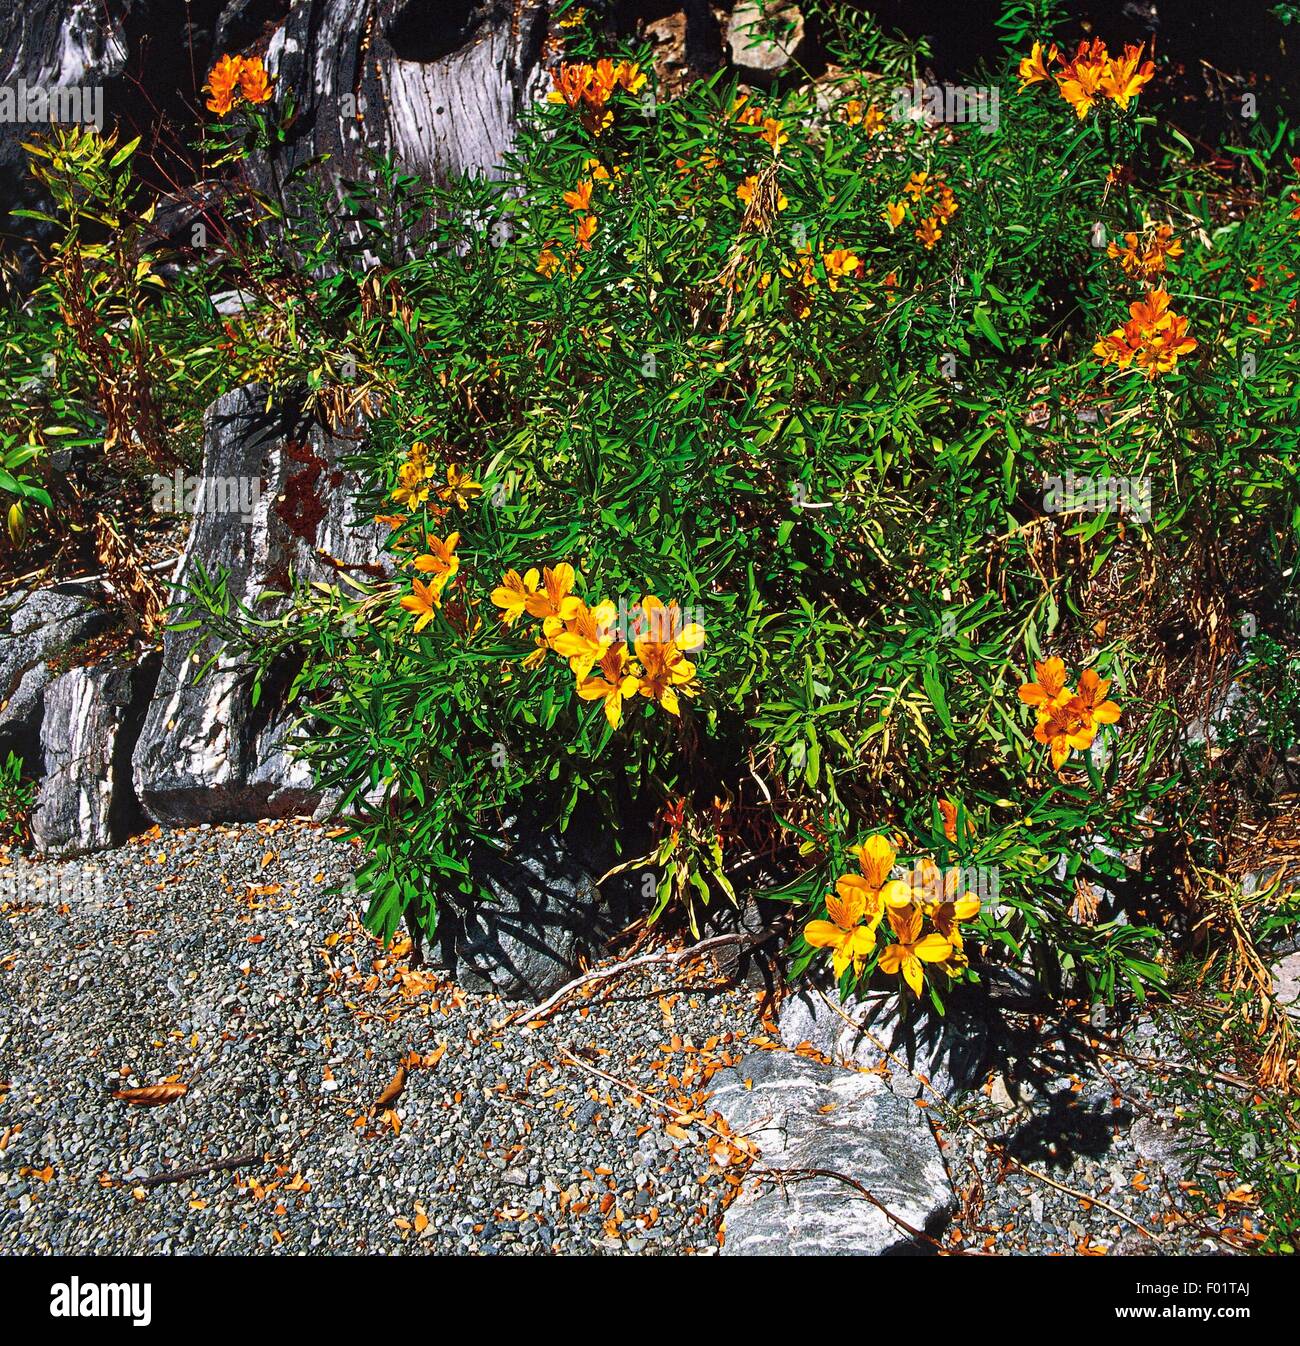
[17, 2, 1300, 1014]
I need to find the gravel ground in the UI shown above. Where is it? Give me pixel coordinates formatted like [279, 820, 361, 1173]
[0, 818, 759, 1255]
[0, 817, 1244, 1256]
[931, 1009, 1243, 1255]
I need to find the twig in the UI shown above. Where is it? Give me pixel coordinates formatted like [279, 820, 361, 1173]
[496, 933, 746, 1032]
[137, 1151, 272, 1189]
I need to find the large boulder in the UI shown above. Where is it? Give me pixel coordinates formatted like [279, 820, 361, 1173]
[0, 589, 112, 764]
[712, 1049, 955, 1255]
[131, 386, 387, 825]
[30, 655, 158, 856]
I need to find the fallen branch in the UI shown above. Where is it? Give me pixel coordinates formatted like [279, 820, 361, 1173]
[137, 1151, 272, 1189]
[496, 933, 747, 1032]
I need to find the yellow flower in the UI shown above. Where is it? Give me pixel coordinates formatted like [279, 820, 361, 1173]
[845, 834, 914, 911]
[550, 598, 617, 680]
[634, 638, 696, 716]
[1035, 700, 1096, 770]
[399, 577, 442, 633]
[616, 61, 647, 94]
[803, 878, 881, 981]
[882, 200, 907, 230]
[413, 531, 459, 585]
[877, 906, 952, 996]
[521, 633, 551, 670]
[904, 171, 931, 200]
[760, 117, 788, 151]
[1056, 39, 1109, 119]
[491, 568, 541, 626]
[577, 643, 641, 728]
[391, 461, 429, 509]
[536, 246, 561, 278]
[637, 595, 706, 653]
[736, 174, 788, 211]
[524, 564, 582, 634]
[438, 464, 481, 511]
[822, 247, 860, 290]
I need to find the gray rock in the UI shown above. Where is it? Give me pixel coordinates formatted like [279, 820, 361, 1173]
[132, 385, 387, 825]
[712, 1050, 954, 1255]
[779, 986, 991, 1101]
[0, 589, 112, 764]
[30, 655, 158, 856]
[727, 1, 805, 74]
[1271, 950, 1300, 1019]
[445, 821, 609, 1001]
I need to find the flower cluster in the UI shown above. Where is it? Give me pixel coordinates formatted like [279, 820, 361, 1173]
[203, 53, 274, 117]
[1018, 657, 1121, 770]
[399, 530, 461, 632]
[1018, 38, 1155, 119]
[840, 99, 886, 134]
[1107, 224, 1183, 281]
[547, 60, 645, 136]
[803, 834, 980, 996]
[882, 171, 959, 250]
[389, 441, 482, 514]
[732, 94, 789, 153]
[490, 569, 705, 727]
[538, 159, 614, 278]
[1093, 287, 1197, 379]
[761, 242, 863, 318]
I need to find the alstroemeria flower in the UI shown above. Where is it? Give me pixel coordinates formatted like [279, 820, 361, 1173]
[577, 642, 641, 728]
[1018, 657, 1072, 722]
[1072, 668, 1122, 733]
[877, 906, 952, 996]
[846, 834, 915, 910]
[391, 461, 430, 509]
[1035, 701, 1096, 770]
[882, 201, 907, 230]
[238, 55, 274, 105]
[551, 598, 617, 680]
[1017, 40, 1059, 90]
[634, 639, 696, 716]
[523, 564, 581, 633]
[205, 54, 243, 116]
[491, 568, 540, 626]
[413, 531, 459, 585]
[1100, 42, 1154, 110]
[437, 464, 481, 511]
[400, 577, 442, 633]
[563, 179, 594, 213]
[803, 878, 881, 981]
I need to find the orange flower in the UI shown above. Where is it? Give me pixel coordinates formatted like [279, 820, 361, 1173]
[843, 834, 914, 911]
[760, 117, 788, 151]
[238, 55, 274, 105]
[915, 216, 943, 249]
[1017, 40, 1059, 91]
[574, 214, 598, 250]
[822, 247, 861, 289]
[1107, 224, 1183, 281]
[1018, 656, 1071, 715]
[1056, 38, 1109, 119]
[563, 179, 594, 213]
[877, 906, 952, 997]
[904, 171, 932, 200]
[413, 531, 459, 586]
[1035, 700, 1095, 770]
[1072, 668, 1122, 734]
[536, 246, 561, 278]
[204, 54, 243, 116]
[1100, 42, 1154, 110]
[399, 577, 442, 633]
[882, 200, 907, 230]
[551, 598, 617, 680]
